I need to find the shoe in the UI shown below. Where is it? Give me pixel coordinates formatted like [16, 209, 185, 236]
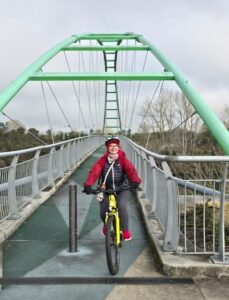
[102, 225, 106, 236]
[123, 230, 131, 241]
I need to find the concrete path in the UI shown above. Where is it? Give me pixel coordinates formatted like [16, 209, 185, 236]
[1, 147, 229, 299]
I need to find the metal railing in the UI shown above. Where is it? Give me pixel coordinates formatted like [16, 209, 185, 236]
[121, 136, 229, 263]
[1, 133, 229, 263]
[0, 135, 104, 222]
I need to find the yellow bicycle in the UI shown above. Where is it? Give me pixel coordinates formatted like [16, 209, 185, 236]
[91, 185, 132, 275]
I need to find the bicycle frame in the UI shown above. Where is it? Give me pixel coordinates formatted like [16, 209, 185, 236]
[105, 193, 121, 246]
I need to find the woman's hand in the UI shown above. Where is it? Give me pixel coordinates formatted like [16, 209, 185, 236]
[83, 185, 92, 194]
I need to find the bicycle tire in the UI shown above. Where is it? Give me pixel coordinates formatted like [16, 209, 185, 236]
[105, 215, 120, 275]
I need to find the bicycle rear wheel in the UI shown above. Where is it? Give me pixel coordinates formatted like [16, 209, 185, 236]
[105, 215, 120, 275]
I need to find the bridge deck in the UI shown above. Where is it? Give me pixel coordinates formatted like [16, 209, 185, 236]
[1, 147, 228, 299]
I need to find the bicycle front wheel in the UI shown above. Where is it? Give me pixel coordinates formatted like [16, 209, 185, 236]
[105, 215, 120, 275]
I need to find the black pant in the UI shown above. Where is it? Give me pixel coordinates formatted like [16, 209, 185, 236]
[99, 190, 129, 231]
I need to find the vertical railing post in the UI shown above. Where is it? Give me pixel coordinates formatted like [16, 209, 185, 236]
[32, 150, 41, 197]
[48, 147, 55, 186]
[68, 142, 72, 168]
[69, 184, 77, 252]
[135, 148, 141, 177]
[72, 141, 77, 164]
[69, 142, 74, 167]
[162, 161, 179, 251]
[78, 139, 82, 161]
[138, 149, 142, 179]
[8, 155, 20, 219]
[211, 162, 228, 264]
[219, 162, 228, 262]
[59, 145, 65, 177]
[149, 156, 157, 212]
[67, 143, 71, 170]
[141, 151, 148, 196]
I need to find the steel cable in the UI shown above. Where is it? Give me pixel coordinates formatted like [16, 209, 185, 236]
[137, 80, 163, 133]
[40, 81, 55, 144]
[63, 51, 88, 133]
[128, 50, 149, 131]
[46, 81, 74, 131]
[125, 49, 136, 130]
[90, 40, 99, 130]
[2, 111, 47, 145]
[80, 46, 94, 129]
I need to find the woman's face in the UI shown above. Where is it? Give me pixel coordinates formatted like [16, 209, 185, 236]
[108, 143, 119, 154]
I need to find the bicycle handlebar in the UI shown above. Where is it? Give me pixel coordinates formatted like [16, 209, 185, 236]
[83, 185, 142, 195]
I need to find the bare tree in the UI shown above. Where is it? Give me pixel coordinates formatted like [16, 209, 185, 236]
[174, 93, 201, 154]
[138, 91, 177, 151]
[138, 90, 201, 154]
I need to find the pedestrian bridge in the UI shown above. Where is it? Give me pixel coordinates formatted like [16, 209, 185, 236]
[0, 135, 228, 264]
[0, 33, 229, 288]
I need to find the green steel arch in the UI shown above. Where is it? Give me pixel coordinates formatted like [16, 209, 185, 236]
[0, 32, 229, 154]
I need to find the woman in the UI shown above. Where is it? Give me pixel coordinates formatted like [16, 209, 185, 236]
[83, 136, 141, 241]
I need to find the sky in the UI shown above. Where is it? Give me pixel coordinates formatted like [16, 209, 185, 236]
[0, 0, 229, 132]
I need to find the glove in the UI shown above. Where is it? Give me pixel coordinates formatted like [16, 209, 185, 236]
[83, 185, 92, 195]
[130, 182, 139, 190]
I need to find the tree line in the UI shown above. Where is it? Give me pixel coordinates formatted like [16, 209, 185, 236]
[0, 128, 87, 167]
[129, 90, 229, 180]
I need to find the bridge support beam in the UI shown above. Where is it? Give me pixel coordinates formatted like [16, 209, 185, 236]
[29, 72, 174, 81]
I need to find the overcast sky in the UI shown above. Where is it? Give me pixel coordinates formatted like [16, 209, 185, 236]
[0, 0, 229, 132]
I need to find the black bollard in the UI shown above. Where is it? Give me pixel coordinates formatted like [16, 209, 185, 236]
[69, 184, 77, 252]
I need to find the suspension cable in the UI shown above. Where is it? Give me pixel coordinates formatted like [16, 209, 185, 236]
[124, 47, 136, 130]
[121, 43, 127, 128]
[137, 80, 163, 133]
[90, 40, 99, 130]
[128, 50, 149, 131]
[41, 81, 55, 144]
[118, 48, 123, 126]
[122, 40, 129, 127]
[125, 49, 137, 129]
[2, 111, 47, 145]
[144, 82, 164, 148]
[145, 95, 197, 149]
[63, 51, 88, 133]
[46, 81, 74, 131]
[78, 48, 81, 134]
[98, 50, 104, 130]
[170, 111, 197, 134]
[96, 50, 101, 130]
[80, 44, 94, 129]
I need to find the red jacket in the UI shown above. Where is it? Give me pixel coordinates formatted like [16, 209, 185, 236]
[84, 149, 141, 186]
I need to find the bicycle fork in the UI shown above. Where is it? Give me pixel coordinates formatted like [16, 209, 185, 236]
[116, 212, 121, 246]
[106, 194, 121, 246]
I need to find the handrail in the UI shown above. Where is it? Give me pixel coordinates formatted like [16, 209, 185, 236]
[0, 135, 98, 158]
[121, 136, 229, 162]
[0, 135, 105, 222]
